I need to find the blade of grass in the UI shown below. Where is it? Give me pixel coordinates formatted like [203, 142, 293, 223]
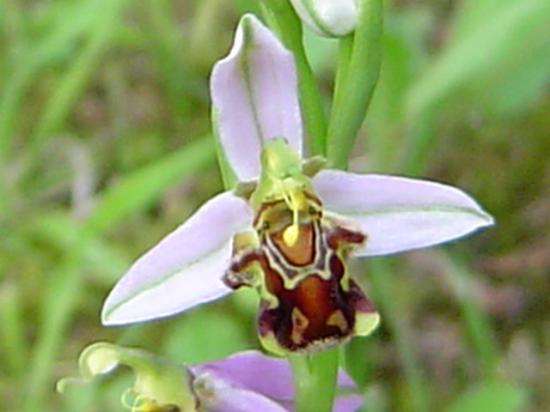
[30, 0, 131, 151]
[368, 258, 431, 412]
[22, 137, 215, 412]
[22, 253, 84, 412]
[86, 137, 215, 233]
[0, 0, 104, 159]
[0, 282, 28, 381]
[442, 252, 498, 380]
[406, 0, 549, 121]
[146, 0, 206, 114]
[402, 0, 549, 174]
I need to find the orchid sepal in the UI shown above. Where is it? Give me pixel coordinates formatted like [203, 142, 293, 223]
[313, 169, 494, 256]
[211, 14, 303, 182]
[101, 191, 253, 326]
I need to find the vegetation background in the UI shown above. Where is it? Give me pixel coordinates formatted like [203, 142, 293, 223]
[0, 0, 548, 411]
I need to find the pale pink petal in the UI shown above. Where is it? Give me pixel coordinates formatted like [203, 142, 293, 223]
[192, 350, 294, 401]
[211, 14, 303, 181]
[208, 387, 288, 412]
[313, 169, 494, 256]
[192, 350, 357, 402]
[101, 192, 253, 325]
[334, 394, 364, 412]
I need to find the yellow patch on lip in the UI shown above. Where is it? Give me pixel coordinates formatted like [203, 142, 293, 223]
[291, 307, 310, 345]
[272, 222, 315, 267]
[354, 312, 381, 337]
[326, 310, 349, 332]
[283, 223, 300, 246]
[276, 177, 309, 248]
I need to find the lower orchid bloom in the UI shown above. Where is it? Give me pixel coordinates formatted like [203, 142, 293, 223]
[58, 343, 362, 412]
[101, 15, 493, 355]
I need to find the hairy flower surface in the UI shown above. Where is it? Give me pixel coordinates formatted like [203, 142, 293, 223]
[58, 343, 362, 412]
[101, 15, 493, 355]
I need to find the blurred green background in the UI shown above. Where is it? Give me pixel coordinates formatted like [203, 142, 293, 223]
[0, 0, 548, 411]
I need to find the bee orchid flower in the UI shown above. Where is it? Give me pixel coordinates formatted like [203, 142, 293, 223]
[58, 343, 363, 412]
[101, 15, 493, 355]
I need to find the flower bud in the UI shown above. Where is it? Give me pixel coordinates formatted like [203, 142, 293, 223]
[289, 0, 358, 37]
[57, 342, 197, 411]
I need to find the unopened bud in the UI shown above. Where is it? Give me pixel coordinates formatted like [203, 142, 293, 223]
[289, 0, 358, 37]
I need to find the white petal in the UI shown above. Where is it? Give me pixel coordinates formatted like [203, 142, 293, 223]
[102, 192, 253, 325]
[211, 14, 303, 181]
[313, 169, 494, 256]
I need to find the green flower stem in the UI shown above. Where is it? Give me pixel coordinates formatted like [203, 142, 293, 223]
[333, 36, 354, 103]
[261, 0, 327, 156]
[327, 0, 383, 169]
[289, 349, 339, 412]
[256, 5, 339, 410]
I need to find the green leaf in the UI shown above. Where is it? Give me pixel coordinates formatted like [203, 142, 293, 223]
[162, 306, 251, 364]
[445, 382, 528, 412]
[22, 138, 214, 412]
[406, 0, 550, 120]
[0, 0, 104, 158]
[86, 137, 215, 233]
[31, 0, 132, 147]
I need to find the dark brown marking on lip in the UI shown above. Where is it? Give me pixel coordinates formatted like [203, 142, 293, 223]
[347, 278, 377, 314]
[224, 249, 267, 289]
[253, 199, 285, 228]
[329, 253, 345, 280]
[259, 252, 368, 352]
[327, 226, 366, 250]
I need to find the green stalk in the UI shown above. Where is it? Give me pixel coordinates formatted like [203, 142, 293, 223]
[290, 349, 339, 412]
[32, 1, 129, 147]
[261, 0, 327, 156]
[327, 0, 383, 169]
[279, 2, 383, 411]
[333, 36, 354, 102]
[257, 5, 341, 411]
